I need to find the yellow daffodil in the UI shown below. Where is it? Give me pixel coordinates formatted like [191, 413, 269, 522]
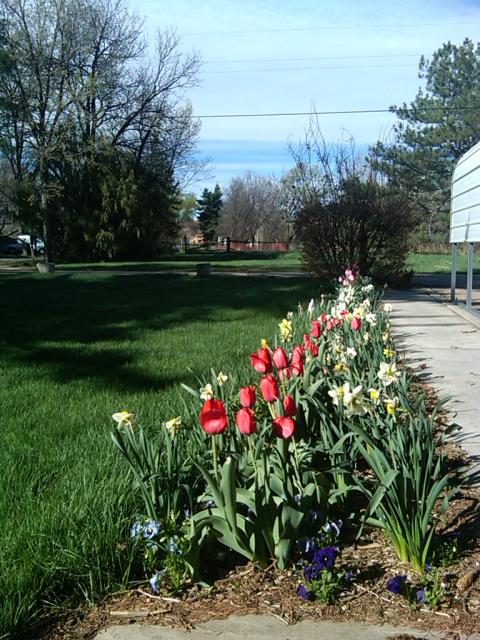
[279, 317, 293, 342]
[363, 332, 370, 343]
[261, 338, 269, 349]
[112, 410, 135, 430]
[200, 383, 214, 400]
[383, 348, 395, 358]
[385, 397, 398, 416]
[333, 362, 349, 374]
[164, 416, 182, 435]
[369, 388, 380, 402]
[217, 371, 228, 386]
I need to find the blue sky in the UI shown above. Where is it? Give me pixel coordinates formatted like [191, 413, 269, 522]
[127, 0, 480, 192]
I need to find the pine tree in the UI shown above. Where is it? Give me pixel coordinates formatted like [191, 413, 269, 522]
[197, 184, 223, 242]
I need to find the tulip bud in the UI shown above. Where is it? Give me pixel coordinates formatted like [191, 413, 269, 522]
[283, 394, 297, 417]
[291, 362, 303, 377]
[235, 407, 256, 435]
[260, 374, 280, 403]
[351, 316, 362, 331]
[239, 384, 256, 408]
[309, 342, 319, 357]
[272, 416, 295, 439]
[311, 320, 321, 338]
[272, 346, 289, 369]
[199, 399, 228, 435]
[278, 367, 291, 381]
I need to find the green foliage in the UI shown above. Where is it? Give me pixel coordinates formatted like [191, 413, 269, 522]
[370, 38, 480, 242]
[197, 184, 223, 243]
[295, 174, 415, 280]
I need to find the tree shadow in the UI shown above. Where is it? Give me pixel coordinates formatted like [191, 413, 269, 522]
[0, 272, 317, 392]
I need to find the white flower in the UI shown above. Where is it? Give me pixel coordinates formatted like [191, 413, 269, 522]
[343, 384, 368, 416]
[377, 362, 400, 386]
[363, 332, 370, 342]
[112, 411, 135, 430]
[164, 416, 182, 435]
[328, 382, 350, 406]
[383, 303, 393, 313]
[217, 371, 228, 386]
[346, 347, 357, 359]
[365, 312, 377, 326]
[361, 284, 374, 292]
[286, 311, 294, 320]
[307, 298, 315, 315]
[200, 383, 214, 400]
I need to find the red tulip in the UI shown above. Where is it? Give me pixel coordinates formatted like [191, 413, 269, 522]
[311, 320, 321, 338]
[260, 374, 280, 402]
[309, 342, 319, 357]
[320, 313, 328, 323]
[249, 347, 273, 373]
[283, 394, 297, 417]
[278, 367, 291, 381]
[326, 320, 334, 331]
[236, 407, 256, 435]
[303, 332, 310, 344]
[291, 345, 303, 364]
[200, 399, 228, 434]
[291, 361, 303, 377]
[272, 416, 295, 439]
[272, 346, 289, 369]
[239, 384, 256, 408]
[350, 316, 362, 331]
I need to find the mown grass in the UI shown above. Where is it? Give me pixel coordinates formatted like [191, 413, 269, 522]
[59, 250, 305, 273]
[0, 272, 318, 638]
[406, 251, 480, 273]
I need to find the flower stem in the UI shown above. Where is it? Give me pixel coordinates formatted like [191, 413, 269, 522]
[247, 436, 258, 474]
[211, 436, 219, 481]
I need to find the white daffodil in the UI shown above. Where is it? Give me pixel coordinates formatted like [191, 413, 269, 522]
[328, 382, 350, 406]
[343, 384, 368, 416]
[365, 312, 377, 326]
[200, 383, 214, 400]
[361, 284, 374, 293]
[164, 416, 182, 435]
[377, 362, 400, 386]
[363, 332, 370, 343]
[346, 347, 357, 359]
[217, 371, 228, 386]
[286, 311, 294, 320]
[112, 410, 135, 430]
[383, 303, 393, 313]
[307, 298, 315, 315]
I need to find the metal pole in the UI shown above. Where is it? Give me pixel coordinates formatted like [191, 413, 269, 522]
[451, 243, 457, 303]
[466, 242, 474, 308]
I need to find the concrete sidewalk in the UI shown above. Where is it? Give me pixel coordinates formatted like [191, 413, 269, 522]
[94, 614, 469, 640]
[385, 287, 480, 475]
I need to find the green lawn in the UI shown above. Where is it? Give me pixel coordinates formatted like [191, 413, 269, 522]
[0, 272, 318, 638]
[59, 250, 305, 273]
[406, 251, 480, 273]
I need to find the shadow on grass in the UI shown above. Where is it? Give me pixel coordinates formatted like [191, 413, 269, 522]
[0, 272, 318, 392]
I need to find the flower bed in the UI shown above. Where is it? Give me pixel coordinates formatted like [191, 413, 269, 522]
[102, 269, 478, 631]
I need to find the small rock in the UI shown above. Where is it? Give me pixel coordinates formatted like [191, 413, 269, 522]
[456, 570, 478, 593]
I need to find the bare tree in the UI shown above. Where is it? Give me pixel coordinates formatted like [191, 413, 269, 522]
[219, 171, 287, 242]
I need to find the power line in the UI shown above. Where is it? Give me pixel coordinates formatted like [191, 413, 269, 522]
[205, 53, 423, 64]
[184, 21, 480, 36]
[204, 63, 418, 74]
[194, 106, 480, 119]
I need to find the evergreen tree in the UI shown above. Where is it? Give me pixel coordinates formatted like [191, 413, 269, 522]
[369, 38, 480, 241]
[197, 184, 222, 242]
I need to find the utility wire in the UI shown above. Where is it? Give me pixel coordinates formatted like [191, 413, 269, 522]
[194, 106, 480, 119]
[205, 53, 423, 64]
[184, 21, 480, 36]
[204, 63, 418, 74]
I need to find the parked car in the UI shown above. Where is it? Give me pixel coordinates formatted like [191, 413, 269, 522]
[17, 234, 45, 253]
[0, 235, 24, 256]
